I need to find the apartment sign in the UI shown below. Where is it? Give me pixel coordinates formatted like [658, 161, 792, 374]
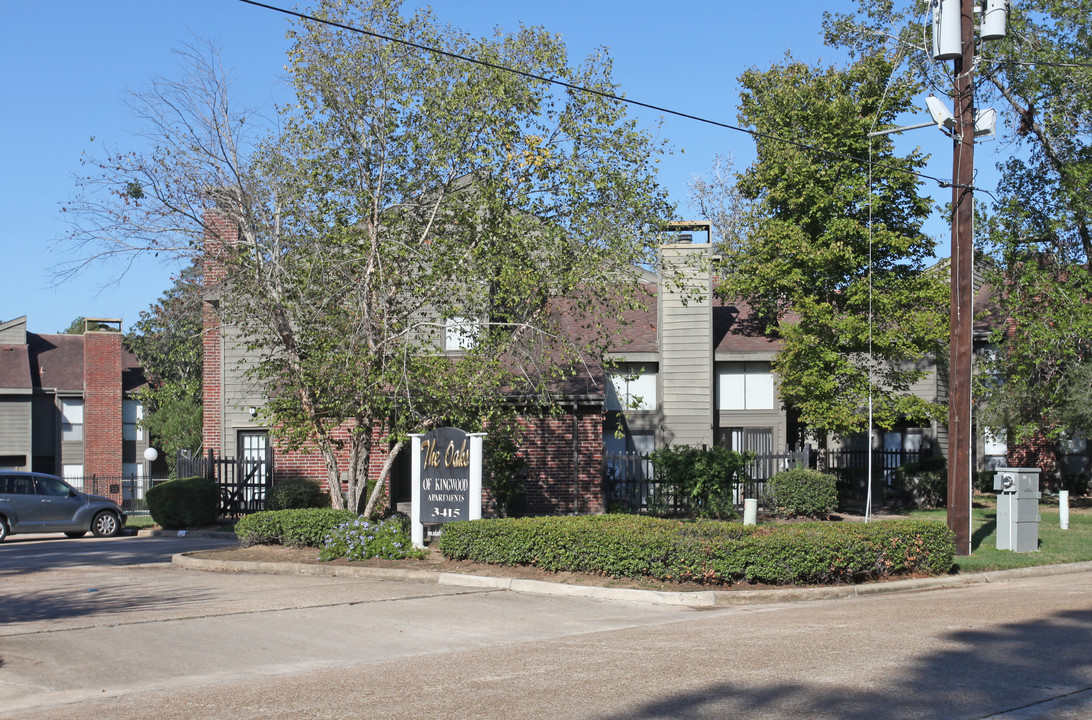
[410, 428, 484, 547]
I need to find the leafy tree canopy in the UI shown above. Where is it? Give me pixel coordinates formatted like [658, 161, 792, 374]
[825, 0, 1092, 444]
[694, 54, 948, 439]
[63, 1, 673, 511]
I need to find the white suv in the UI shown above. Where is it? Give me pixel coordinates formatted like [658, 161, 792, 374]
[0, 471, 126, 541]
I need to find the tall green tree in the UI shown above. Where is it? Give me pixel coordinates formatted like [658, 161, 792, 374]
[826, 0, 1092, 449]
[63, 2, 672, 513]
[694, 55, 949, 439]
[124, 262, 204, 475]
[58, 317, 118, 334]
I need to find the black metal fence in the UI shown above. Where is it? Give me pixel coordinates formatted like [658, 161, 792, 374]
[825, 448, 924, 501]
[66, 475, 162, 516]
[603, 446, 927, 514]
[603, 446, 812, 514]
[177, 449, 273, 517]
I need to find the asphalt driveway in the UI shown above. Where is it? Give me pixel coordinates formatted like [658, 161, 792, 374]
[0, 532, 238, 575]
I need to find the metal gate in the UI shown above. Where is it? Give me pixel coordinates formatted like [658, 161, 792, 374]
[176, 446, 273, 517]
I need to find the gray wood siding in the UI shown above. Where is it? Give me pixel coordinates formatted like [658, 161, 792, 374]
[658, 244, 713, 447]
[0, 317, 26, 345]
[221, 324, 268, 459]
[0, 396, 31, 457]
[906, 357, 939, 403]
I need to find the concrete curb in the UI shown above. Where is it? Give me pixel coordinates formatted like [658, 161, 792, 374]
[171, 552, 1092, 608]
[139, 529, 239, 540]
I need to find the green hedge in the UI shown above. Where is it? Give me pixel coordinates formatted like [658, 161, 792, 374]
[235, 508, 358, 547]
[767, 469, 838, 518]
[145, 477, 220, 529]
[266, 477, 331, 511]
[892, 457, 947, 508]
[437, 515, 955, 585]
[648, 444, 751, 519]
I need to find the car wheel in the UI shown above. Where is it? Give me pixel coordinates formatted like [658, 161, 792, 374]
[91, 511, 121, 538]
[0, 517, 8, 543]
[65, 531, 87, 538]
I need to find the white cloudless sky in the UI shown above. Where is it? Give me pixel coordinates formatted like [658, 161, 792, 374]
[2, 0, 1005, 335]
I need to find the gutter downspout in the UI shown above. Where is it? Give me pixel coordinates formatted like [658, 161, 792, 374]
[573, 404, 580, 515]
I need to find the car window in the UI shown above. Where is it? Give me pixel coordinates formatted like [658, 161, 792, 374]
[35, 476, 73, 497]
[0, 476, 36, 495]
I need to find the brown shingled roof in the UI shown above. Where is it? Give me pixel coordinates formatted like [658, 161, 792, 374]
[0, 345, 32, 389]
[18, 333, 147, 393]
[29, 333, 84, 392]
[713, 297, 781, 354]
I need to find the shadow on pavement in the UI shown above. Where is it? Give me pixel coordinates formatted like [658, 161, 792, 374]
[0, 583, 220, 626]
[0, 535, 236, 575]
[596, 608, 1092, 719]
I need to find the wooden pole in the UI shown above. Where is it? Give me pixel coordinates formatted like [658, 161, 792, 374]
[947, 0, 976, 555]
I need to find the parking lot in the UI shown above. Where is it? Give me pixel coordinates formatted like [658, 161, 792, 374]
[3, 534, 1092, 719]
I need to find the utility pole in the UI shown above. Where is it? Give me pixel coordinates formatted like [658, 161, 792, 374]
[947, 0, 976, 556]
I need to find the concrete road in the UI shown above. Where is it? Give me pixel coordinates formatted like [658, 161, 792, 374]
[0, 533, 239, 574]
[2, 553, 1091, 719]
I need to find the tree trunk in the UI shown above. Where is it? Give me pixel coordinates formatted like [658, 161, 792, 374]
[363, 440, 404, 517]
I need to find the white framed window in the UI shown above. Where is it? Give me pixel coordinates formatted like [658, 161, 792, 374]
[716, 362, 774, 410]
[444, 316, 479, 351]
[60, 398, 84, 442]
[606, 364, 658, 412]
[123, 400, 144, 441]
[63, 464, 85, 492]
[984, 428, 1007, 456]
[983, 428, 1008, 471]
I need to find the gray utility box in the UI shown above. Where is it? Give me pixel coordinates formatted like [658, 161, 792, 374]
[994, 468, 1041, 552]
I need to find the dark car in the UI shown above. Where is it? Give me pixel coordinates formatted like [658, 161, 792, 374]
[0, 471, 126, 541]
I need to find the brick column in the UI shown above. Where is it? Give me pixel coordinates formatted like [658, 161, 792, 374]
[202, 212, 236, 454]
[84, 330, 123, 498]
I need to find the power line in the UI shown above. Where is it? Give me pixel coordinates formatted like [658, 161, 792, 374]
[1000, 59, 1092, 69]
[236, 0, 955, 189]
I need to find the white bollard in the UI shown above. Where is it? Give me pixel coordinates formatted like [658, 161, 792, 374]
[743, 498, 758, 526]
[1060, 490, 1070, 531]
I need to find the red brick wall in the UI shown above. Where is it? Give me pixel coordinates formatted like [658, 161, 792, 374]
[83, 331, 122, 491]
[267, 411, 605, 517]
[1009, 435, 1059, 489]
[272, 424, 394, 507]
[516, 409, 604, 515]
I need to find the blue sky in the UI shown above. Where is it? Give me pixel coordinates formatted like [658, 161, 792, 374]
[2, 0, 999, 335]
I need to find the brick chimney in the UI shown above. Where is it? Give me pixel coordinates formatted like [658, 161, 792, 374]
[83, 319, 123, 485]
[202, 210, 238, 454]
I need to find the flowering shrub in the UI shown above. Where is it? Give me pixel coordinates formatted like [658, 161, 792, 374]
[319, 516, 425, 562]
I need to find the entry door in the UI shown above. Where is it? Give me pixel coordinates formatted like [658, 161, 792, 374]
[238, 431, 269, 508]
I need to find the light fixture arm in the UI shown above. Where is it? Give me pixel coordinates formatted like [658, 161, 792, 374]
[867, 121, 937, 138]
